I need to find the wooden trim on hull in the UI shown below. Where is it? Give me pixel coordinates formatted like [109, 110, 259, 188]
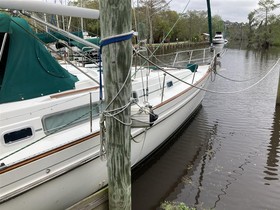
[0, 132, 99, 174]
[0, 69, 211, 174]
[0, 152, 101, 203]
[154, 69, 210, 109]
[0, 68, 211, 204]
[50, 86, 100, 99]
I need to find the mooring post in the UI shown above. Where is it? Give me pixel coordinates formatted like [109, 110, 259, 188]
[100, 0, 132, 209]
[277, 73, 280, 106]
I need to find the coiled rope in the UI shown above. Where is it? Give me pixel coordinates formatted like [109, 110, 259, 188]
[98, 31, 134, 160]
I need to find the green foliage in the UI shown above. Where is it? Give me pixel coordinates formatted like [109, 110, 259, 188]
[67, 0, 227, 44]
[138, 0, 169, 44]
[67, 0, 100, 36]
[153, 10, 179, 42]
[184, 10, 208, 42]
[63, 0, 280, 49]
[160, 201, 196, 210]
[212, 15, 224, 33]
[247, 0, 280, 48]
[268, 15, 280, 46]
[64, 0, 280, 49]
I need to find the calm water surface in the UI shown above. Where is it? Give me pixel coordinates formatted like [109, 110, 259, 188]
[132, 45, 280, 210]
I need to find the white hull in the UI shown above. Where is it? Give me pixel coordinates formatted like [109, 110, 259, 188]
[1, 155, 108, 210]
[0, 9, 217, 210]
[212, 32, 227, 44]
[213, 39, 226, 44]
[0, 68, 210, 209]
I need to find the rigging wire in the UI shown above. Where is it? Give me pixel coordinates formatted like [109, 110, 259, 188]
[0, 18, 102, 122]
[28, 19, 100, 66]
[132, 0, 191, 96]
[211, 47, 273, 83]
[136, 50, 280, 95]
[215, 71, 259, 82]
[0, 108, 99, 162]
[214, 60, 279, 83]
[149, 0, 191, 57]
[15, 14, 100, 82]
[1, 18, 134, 162]
[4, 8, 280, 162]
[133, 0, 191, 68]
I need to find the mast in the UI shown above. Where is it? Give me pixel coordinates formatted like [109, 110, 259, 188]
[100, 0, 132, 209]
[206, 0, 213, 45]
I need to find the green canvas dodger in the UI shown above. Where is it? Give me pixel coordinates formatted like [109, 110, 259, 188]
[0, 13, 78, 103]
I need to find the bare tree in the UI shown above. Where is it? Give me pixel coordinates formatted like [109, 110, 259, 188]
[138, 0, 168, 44]
[257, 0, 279, 47]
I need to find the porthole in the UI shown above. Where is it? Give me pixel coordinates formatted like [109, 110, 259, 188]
[167, 81, 173, 87]
[4, 127, 33, 144]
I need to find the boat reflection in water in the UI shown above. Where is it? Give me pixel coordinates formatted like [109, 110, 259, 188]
[132, 107, 214, 210]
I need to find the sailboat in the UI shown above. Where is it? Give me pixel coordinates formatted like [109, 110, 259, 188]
[0, 1, 217, 209]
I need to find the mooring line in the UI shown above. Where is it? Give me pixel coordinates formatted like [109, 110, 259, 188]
[137, 52, 280, 95]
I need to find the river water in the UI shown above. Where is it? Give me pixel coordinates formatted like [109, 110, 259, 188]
[132, 44, 280, 210]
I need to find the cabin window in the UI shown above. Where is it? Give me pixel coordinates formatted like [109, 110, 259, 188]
[42, 103, 103, 135]
[4, 127, 33, 144]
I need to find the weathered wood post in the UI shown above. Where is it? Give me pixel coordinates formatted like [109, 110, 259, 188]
[99, 0, 132, 209]
[277, 73, 280, 105]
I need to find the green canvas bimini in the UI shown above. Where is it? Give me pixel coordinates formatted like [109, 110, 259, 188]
[0, 13, 78, 103]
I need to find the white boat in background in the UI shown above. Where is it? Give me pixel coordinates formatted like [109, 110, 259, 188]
[0, 2, 218, 210]
[213, 32, 228, 44]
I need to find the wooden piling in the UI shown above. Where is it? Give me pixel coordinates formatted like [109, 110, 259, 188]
[100, 0, 132, 209]
[277, 72, 280, 105]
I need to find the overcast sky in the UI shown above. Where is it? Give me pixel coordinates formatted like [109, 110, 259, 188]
[169, 0, 280, 23]
[47, 0, 280, 23]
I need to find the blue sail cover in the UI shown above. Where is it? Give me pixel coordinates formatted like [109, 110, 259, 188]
[0, 13, 78, 103]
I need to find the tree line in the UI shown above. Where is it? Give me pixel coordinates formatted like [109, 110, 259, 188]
[69, 0, 226, 44]
[46, 0, 280, 49]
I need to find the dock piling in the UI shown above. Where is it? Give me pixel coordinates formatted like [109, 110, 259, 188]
[277, 72, 280, 105]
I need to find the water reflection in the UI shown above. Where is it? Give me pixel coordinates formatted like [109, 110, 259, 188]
[194, 122, 218, 206]
[264, 106, 280, 184]
[160, 121, 221, 209]
[132, 107, 211, 210]
[132, 47, 280, 210]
